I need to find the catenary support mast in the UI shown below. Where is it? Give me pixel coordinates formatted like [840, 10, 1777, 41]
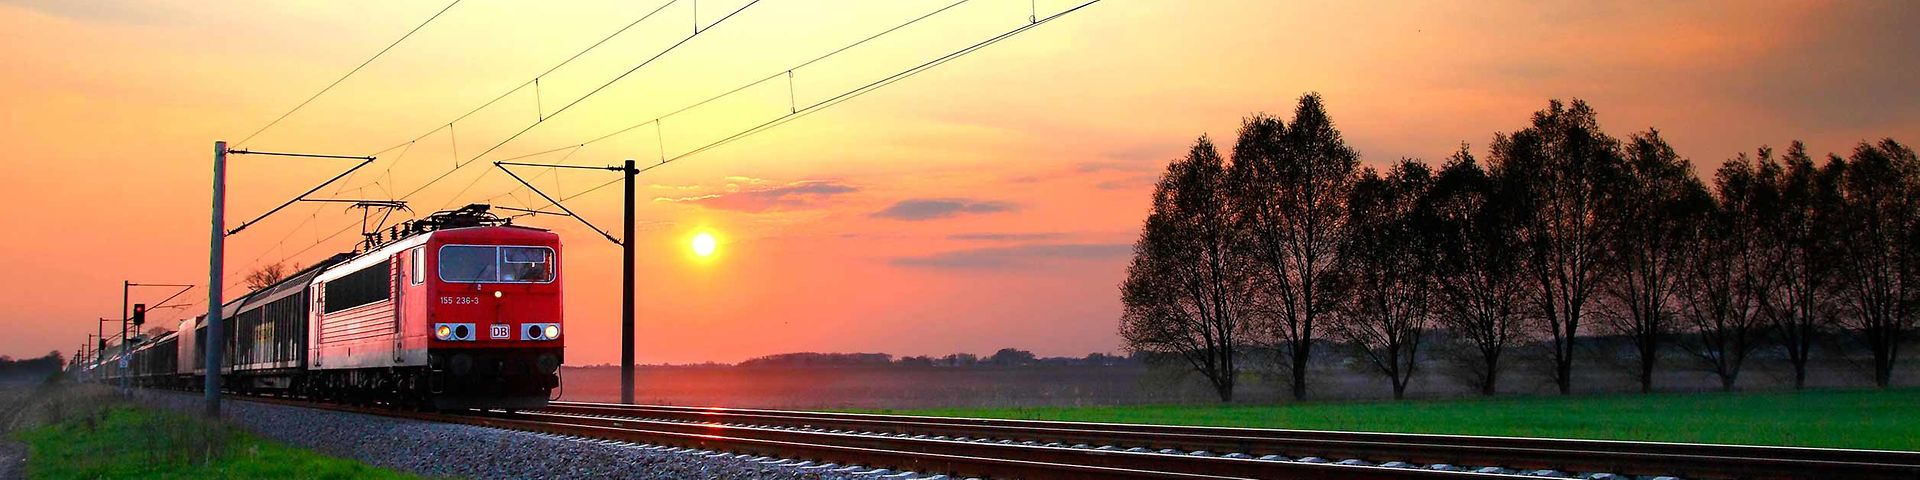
[205, 141, 227, 417]
[622, 159, 636, 404]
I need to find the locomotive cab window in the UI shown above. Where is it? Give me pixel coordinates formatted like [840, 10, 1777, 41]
[438, 245, 554, 283]
[501, 247, 553, 282]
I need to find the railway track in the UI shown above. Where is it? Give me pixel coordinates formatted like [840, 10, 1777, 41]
[237, 396, 1920, 479]
[535, 402, 1920, 480]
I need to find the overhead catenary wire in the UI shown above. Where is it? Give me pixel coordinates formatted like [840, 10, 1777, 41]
[656, 0, 1102, 167]
[494, 175, 625, 219]
[391, 0, 762, 205]
[253, 0, 933, 266]
[243, 209, 321, 268]
[363, 0, 679, 158]
[495, 162, 626, 245]
[228, 1, 1095, 291]
[234, 0, 463, 148]
[486, 1, 1101, 222]
[437, 165, 495, 212]
[475, 1, 1073, 216]
[494, 0, 977, 164]
[221, 1, 681, 285]
[481, 146, 583, 209]
[496, 0, 1101, 182]
[228, 171, 392, 291]
[223, 150, 376, 236]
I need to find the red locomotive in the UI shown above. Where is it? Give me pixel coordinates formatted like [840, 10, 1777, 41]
[114, 205, 564, 410]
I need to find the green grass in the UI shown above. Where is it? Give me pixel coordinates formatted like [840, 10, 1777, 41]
[15, 406, 420, 480]
[859, 388, 1920, 451]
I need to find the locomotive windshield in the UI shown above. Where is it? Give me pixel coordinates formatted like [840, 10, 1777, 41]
[439, 245, 554, 283]
[500, 247, 553, 282]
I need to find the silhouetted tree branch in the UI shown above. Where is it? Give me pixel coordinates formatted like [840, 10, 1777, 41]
[1121, 136, 1249, 402]
[1427, 147, 1530, 395]
[1227, 93, 1357, 401]
[1333, 160, 1435, 399]
[1598, 129, 1705, 393]
[1829, 139, 1918, 388]
[244, 262, 292, 290]
[1491, 99, 1625, 395]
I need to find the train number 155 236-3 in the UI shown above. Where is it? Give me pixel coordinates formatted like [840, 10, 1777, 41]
[439, 296, 479, 305]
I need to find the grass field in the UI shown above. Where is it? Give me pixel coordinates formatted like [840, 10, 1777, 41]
[864, 388, 1920, 451]
[15, 405, 417, 480]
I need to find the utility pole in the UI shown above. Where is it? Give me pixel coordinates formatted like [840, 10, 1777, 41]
[621, 159, 636, 405]
[205, 141, 227, 417]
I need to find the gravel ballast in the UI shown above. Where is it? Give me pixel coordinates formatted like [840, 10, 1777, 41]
[133, 391, 1659, 480]
[134, 391, 940, 480]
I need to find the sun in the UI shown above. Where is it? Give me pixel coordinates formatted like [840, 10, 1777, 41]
[690, 232, 718, 258]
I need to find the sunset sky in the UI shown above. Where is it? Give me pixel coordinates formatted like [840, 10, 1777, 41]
[2, 1, 1914, 365]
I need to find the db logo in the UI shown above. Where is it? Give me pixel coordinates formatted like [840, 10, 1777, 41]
[490, 324, 510, 340]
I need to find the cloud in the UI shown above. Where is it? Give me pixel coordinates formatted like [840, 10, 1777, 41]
[1074, 161, 1134, 173]
[722, 176, 767, 192]
[654, 180, 857, 213]
[871, 198, 1017, 221]
[1095, 174, 1158, 191]
[947, 232, 1065, 242]
[1068, 144, 1181, 175]
[1103, 143, 1183, 163]
[891, 243, 1131, 269]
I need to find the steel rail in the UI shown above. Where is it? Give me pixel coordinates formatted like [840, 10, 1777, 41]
[224, 395, 1515, 479]
[542, 402, 1920, 480]
[503, 409, 1521, 480]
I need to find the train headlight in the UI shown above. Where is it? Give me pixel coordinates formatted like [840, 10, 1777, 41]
[436, 323, 475, 341]
[543, 324, 560, 340]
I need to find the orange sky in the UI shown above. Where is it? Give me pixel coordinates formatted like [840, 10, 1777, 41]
[2, 1, 1914, 364]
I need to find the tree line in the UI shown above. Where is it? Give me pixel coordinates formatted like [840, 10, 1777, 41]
[1121, 93, 1917, 401]
[2, 351, 66, 382]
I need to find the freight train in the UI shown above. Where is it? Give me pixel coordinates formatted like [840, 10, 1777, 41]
[97, 204, 564, 410]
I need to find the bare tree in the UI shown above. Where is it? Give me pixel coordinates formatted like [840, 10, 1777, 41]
[1426, 147, 1529, 395]
[1758, 143, 1842, 388]
[1227, 93, 1358, 400]
[1120, 136, 1250, 402]
[1679, 153, 1772, 391]
[1333, 160, 1435, 399]
[1489, 99, 1624, 395]
[244, 262, 292, 290]
[1829, 139, 1918, 388]
[1597, 129, 1704, 393]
